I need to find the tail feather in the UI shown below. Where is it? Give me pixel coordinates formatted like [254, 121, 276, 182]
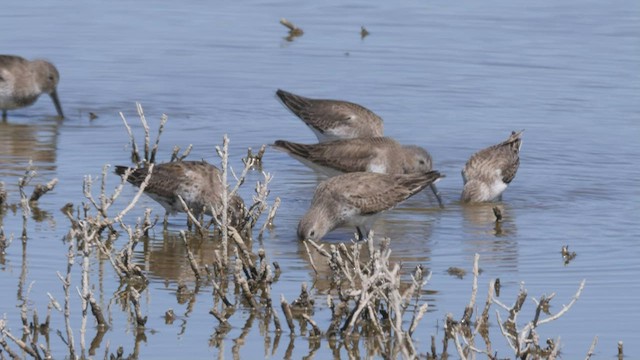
[272, 140, 312, 158]
[397, 170, 445, 195]
[114, 165, 149, 186]
[505, 130, 524, 152]
[114, 165, 131, 177]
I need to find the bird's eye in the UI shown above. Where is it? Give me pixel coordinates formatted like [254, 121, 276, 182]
[419, 160, 425, 165]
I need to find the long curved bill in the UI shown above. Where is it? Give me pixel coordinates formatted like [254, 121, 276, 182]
[50, 89, 64, 119]
[430, 183, 444, 208]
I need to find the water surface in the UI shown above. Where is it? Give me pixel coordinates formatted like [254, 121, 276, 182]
[1, 0, 639, 358]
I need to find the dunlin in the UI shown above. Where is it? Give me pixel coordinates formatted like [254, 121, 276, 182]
[0, 55, 64, 119]
[297, 171, 443, 241]
[115, 161, 244, 225]
[275, 89, 383, 142]
[273, 137, 443, 206]
[461, 131, 523, 203]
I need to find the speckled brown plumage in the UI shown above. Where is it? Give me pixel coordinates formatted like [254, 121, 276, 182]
[276, 89, 383, 142]
[273, 137, 432, 175]
[115, 160, 244, 224]
[0, 55, 64, 119]
[461, 130, 523, 203]
[297, 171, 443, 241]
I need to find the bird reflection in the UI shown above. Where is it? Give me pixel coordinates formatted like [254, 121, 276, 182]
[296, 214, 435, 295]
[461, 202, 518, 268]
[0, 120, 59, 177]
[144, 231, 220, 283]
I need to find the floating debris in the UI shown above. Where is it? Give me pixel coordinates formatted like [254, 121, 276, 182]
[164, 309, 175, 324]
[60, 202, 74, 218]
[447, 266, 467, 279]
[0, 227, 11, 255]
[242, 144, 266, 169]
[492, 206, 503, 222]
[618, 341, 624, 359]
[360, 26, 370, 39]
[280, 18, 303, 41]
[89, 112, 98, 120]
[561, 245, 577, 265]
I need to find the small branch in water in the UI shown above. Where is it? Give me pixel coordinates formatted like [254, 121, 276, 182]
[181, 231, 202, 281]
[302, 241, 319, 276]
[259, 196, 280, 239]
[29, 178, 58, 203]
[492, 206, 502, 222]
[302, 313, 321, 337]
[584, 335, 598, 360]
[170, 144, 193, 162]
[119, 111, 140, 164]
[280, 18, 303, 41]
[561, 245, 577, 265]
[18, 163, 36, 241]
[243, 144, 266, 168]
[360, 26, 370, 39]
[280, 295, 295, 333]
[89, 294, 108, 328]
[0, 181, 6, 208]
[280, 18, 303, 35]
[618, 341, 624, 360]
[149, 114, 168, 164]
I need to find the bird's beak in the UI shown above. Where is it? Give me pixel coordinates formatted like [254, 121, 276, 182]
[50, 89, 64, 119]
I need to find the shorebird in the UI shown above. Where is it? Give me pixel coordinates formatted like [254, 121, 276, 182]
[297, 171, 444, 241]
[275, 89, 383, 142]
[273, 137, 444, 206]
[461, 130, 523, 203]
[0, 55, 64, 120]
[115, 161, 244, 226]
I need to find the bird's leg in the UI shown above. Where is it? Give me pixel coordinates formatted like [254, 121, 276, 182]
[356, 227, 364, 241]
[163, 212, 169, 230]
[430, 183, 444, 208]
[2, 110, 7, 121]
[187, 214, 194, 231]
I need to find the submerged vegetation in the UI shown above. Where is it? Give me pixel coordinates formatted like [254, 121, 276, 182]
[0, 105, 618, 359]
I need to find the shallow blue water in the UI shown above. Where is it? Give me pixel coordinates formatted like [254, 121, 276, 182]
[1, 0, 639, 358]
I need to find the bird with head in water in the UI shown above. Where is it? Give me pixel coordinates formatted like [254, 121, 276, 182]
[273, 136, 443, 206]
[0, 55, 64, 120]
[275, 89, 383, 142]
[461, 130, 523, 203]
[115, 160, 245, 227]
[297, 171, 444, 241]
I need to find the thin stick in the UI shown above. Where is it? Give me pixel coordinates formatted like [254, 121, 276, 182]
[29, 178, 58, 203]
[280, 295, 295, 333]
[149, 114, 168, 164]
[119, 111, 140, 163]
[136, 102, 150, 163]
[218, 135, 230, 268]
[408, 303, 428, 336]
[585, 335, 598, 360]
[303, 241, 319, 275]
[258, 197, 280, 238]
[301, 314, 321, 337]
[181, 231, 201, 281]
[113, 164, 155, 223]
[536, 279, 586, 326]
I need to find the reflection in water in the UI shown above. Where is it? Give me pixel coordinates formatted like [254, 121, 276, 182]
[461, 203, 518, 270]
[294, 203, 440, 320]
[0, 120, 59, 177]
[142, 231, 221, 284]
